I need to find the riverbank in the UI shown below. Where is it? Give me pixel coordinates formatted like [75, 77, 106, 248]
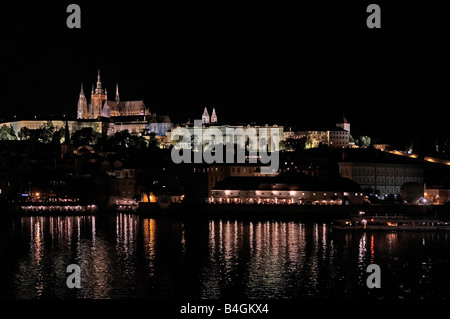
[3, 202, 450, 221]
[0, 203, 97, 217]
[136, 202, 450, 221]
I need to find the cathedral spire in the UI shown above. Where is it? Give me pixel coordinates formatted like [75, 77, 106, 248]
[77, 82, 88, 119]
[95, 69, 103, 93]
[79, 82, 85, 97]
[115, 82, 120, 103]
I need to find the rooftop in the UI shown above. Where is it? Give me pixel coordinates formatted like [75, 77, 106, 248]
[213, 173, 362, 192]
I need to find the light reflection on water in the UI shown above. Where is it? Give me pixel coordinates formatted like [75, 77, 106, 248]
[1, 214, 450, 299]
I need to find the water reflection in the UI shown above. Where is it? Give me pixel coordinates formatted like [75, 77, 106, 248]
[10, 214, 146, 298]
[2, 215, 450, 299]
[203, 221, 334, 298]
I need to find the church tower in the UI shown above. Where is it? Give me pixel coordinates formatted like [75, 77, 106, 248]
[77, 82, 88, 119]
[336, 114, 350, 132]
[202, 107, 210, 124]
[90, 69, 107, 119]
[115, 82, 120, 103]
[210, 107, 217, 124]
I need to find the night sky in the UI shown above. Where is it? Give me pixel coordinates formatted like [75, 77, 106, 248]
[1, 1, 448, 144]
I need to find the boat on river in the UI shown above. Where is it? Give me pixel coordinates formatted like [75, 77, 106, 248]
[19, 203, 97, 215]
[331, 215, 450, 231]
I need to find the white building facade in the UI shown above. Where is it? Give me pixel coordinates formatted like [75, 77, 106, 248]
[339, 162, 424, 196]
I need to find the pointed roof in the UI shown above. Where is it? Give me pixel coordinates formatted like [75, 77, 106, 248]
[95, 69, 103, 93]
[149, 114, 158, 123]
[211, 107, 217, 117]
[115, 82, 120, 103]
[341, 114, 349, 124]
[79, 82, 85, 96]
[202, 107, 209, 117]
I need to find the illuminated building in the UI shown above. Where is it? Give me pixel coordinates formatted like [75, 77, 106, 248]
[77, 70, 149, 119]
[339, 162, 423, 197]
[206, 164, 269, 196]
[373, 144, 391, 152]
[283, 114, 350, 148]
[210, 174, 364, 205]
[424, 185, 450, 204]
[3, 119, 102, 140]
[167, 120, 283, 152]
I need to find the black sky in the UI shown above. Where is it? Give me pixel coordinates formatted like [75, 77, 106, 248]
[1, 1, 448, 145]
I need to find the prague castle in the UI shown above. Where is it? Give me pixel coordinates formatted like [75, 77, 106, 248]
[77, 70, 149, 119]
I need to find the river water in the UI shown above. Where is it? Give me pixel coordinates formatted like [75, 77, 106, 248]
[1, 213, 450, 299]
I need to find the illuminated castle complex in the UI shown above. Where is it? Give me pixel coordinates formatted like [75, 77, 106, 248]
[77, 70, 149, 119]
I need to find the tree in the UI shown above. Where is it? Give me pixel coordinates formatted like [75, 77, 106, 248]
[171, 135, 183, 146]
[305, 139, 312, 149]
[0, 125, 17, 140]
[349, 135, 355, 143]
[108, 130, 146, 149]
[40, 121, 55, 143]
[28, 129, 43, 142]
[435, 137, 450, 154]
[148, 132, 158, 148]
[18, 127, 31, 140]
[284, 137, 307, 152]
[71, 127, 99, 146]
[359, 136, 371, 148]
[52, 128, 65, 144]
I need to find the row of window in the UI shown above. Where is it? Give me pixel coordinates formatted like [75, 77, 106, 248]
[194, 167, 255, 173]
[376, 186, 401, 194]
[213, 191, 347, 197]
[330, 131, 348, 135]
[356, 176, 422, 185]
[354, 167, 422, 177]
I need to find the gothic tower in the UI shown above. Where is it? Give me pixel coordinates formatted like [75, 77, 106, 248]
[115, 82, 120, 103]
[210, 107, 217, 124]
[77, 82, 88, 119]
[336, 114, 350, 132]
[202, 107, 210, 124]
[90, 69, 107, 119]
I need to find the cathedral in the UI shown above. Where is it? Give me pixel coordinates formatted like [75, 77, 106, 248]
[77, 70, 149, 119]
